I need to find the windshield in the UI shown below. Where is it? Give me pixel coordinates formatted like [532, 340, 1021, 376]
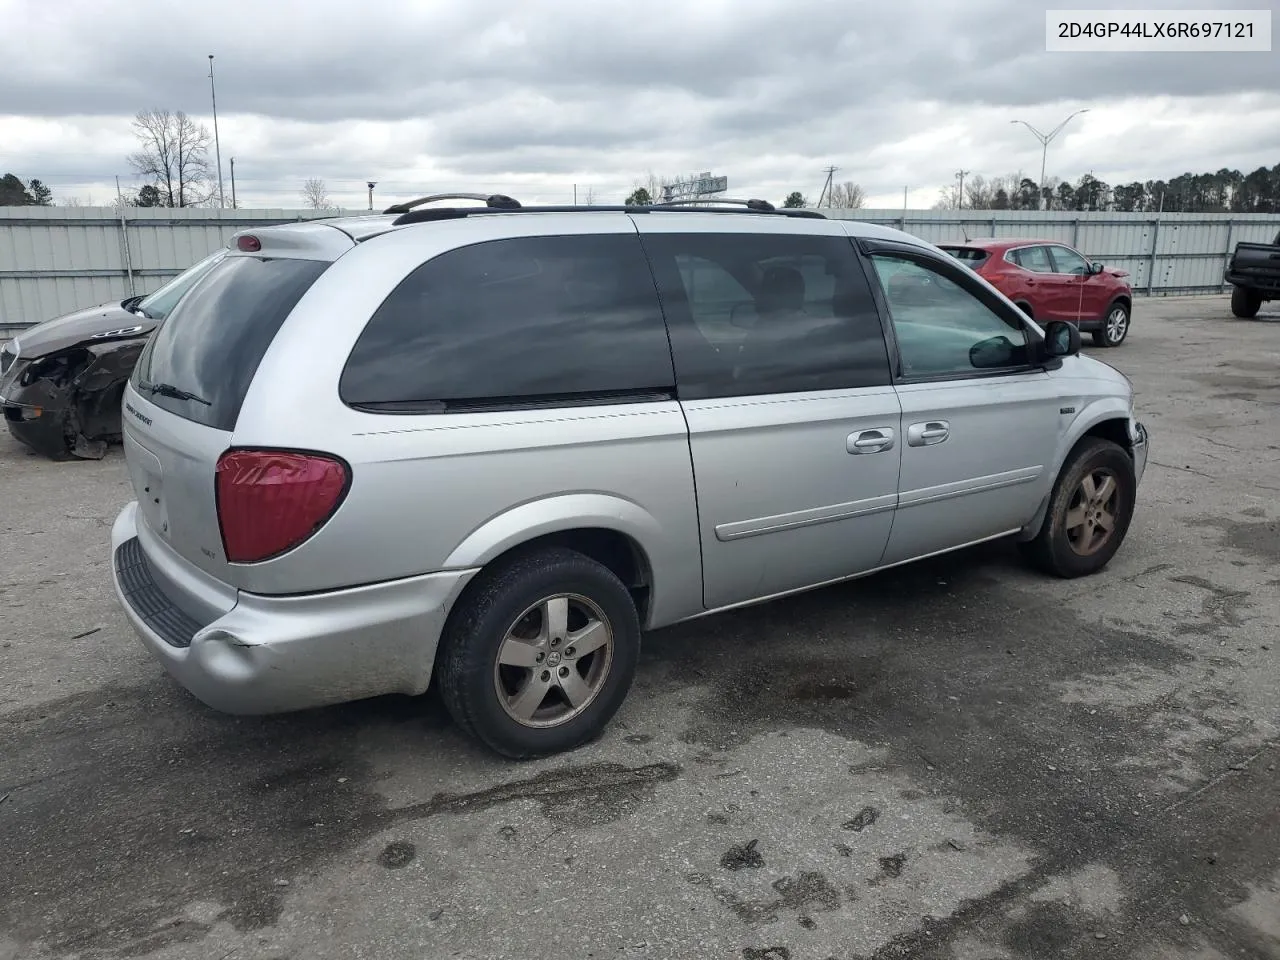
[136, 248, 229, 320]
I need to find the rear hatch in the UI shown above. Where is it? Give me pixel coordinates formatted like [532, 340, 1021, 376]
[123, 243, 335, 586]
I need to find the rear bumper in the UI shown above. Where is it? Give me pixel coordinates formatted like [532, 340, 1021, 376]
[110, 500, 479, 715]
[1226, 273, 1280, 295]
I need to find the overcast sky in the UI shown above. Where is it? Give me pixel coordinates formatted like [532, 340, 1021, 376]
[1, 0, 1277, 210]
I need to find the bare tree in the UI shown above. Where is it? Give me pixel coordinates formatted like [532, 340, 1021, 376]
[827, 181, 866, 209]
[127, 109, 213, 208]
[631, 170, 666, 203]
[580, 185, 596, 206]
[302, 178, 330, 210]
[964, 174, 993, 210]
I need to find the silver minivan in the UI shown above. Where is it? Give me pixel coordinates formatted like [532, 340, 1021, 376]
[110, 196, 1148, 757]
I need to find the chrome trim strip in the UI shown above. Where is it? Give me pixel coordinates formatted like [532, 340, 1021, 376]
[714, 492, 898, 542]
[898, 466, 1042, 509]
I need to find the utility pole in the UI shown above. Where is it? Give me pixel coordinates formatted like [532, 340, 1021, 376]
[955, 169, 970, 210]
[817, 166, 838, 207]
[367, 181, 377, 211]
[229, 158, 237, 209]
[207, 55, 225, 209]
[1010, 109, 1090, 211]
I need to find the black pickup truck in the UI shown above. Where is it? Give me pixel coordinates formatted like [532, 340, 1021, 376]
[1225, 229, 1280, 318]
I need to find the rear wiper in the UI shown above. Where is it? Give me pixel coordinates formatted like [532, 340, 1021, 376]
[141, 381, 211, 405]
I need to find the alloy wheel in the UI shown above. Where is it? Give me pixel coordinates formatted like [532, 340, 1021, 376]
[493, 594, 615, 728]
[1106, 307, 1129, 344]
[1065, 468, 1120, 556]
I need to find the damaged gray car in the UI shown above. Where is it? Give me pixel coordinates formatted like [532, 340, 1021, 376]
[0, 247, 228, 459]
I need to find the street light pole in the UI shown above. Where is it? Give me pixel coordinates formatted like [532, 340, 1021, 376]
[367, 181, 377, 211]
[208, 55, 225, 209]
[1010, 109, 1090, 210]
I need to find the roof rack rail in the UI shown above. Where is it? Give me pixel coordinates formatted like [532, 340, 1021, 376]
[388, 203, 827, 227]
[382, 193, 522, 215]
[653, 197, 777, 212]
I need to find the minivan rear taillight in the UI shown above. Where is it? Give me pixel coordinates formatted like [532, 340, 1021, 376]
[215, 449, 350, 563]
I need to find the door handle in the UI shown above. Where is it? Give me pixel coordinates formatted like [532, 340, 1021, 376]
[848, 427, 895, 454]
[907, 420, 950, 446]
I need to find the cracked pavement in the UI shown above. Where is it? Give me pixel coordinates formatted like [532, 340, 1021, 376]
[1, 295, 1278, 960]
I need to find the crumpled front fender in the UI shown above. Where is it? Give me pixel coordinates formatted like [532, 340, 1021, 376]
[1, 338, 144, 459]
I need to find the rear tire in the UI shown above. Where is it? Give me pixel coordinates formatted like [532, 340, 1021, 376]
[1231, 285, 1262, 319]
[1019, 437, 1136, 579]
[1090, 301, 1130, 347]
[437, 547, 641, 758]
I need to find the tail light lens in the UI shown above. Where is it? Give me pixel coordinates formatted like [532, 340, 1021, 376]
[215, 449, 349, 563]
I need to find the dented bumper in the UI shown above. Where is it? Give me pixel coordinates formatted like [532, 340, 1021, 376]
[0, 339, 143, 458]
[0, 385, 75, 458]
[110, 501, 479, 715]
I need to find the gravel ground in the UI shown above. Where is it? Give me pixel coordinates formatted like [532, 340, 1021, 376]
[1, 294, 1278, 960]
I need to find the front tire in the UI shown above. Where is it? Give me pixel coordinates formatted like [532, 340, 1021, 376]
[1231, 286, 1262, 319]
[1091, 301, 1130, 347]
[1020, 437, 1136, 578]
[437, 547, 641, 758]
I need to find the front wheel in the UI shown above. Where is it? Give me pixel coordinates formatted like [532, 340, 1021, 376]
[1231, 285, 1262, 319]
[436, 547, 641, 758]
[1019, 437, 1136, 578]
[1091, 301, 1130, 347]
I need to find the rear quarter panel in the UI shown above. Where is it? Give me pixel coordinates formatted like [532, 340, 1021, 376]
[228, 214, 704, 626]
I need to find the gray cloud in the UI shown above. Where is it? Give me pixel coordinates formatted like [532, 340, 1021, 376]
[1, 0, 1276, 208]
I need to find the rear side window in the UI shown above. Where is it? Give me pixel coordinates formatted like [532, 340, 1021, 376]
[1011, 246, 1053, 273]
[340, 234, 675, 411]
[642, 233, 891, 399]
[132, 256, 328, 431]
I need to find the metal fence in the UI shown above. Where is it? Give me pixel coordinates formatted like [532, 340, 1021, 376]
[0, 206, 360, 335]
[2, 205, 1278, 334]
[828, 208, 1279, 297]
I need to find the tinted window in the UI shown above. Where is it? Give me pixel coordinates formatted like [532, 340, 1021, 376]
[340, 235, 674, 411]
[1048, 245, 1089, 275]
[132, 256, 328, 431]
[1012, 245, 1053, 272]
[942, 247, 989, 264]
[138, 248, 229, 320]
[643, 233, 891, 399]
[870, 253, 1029, 379]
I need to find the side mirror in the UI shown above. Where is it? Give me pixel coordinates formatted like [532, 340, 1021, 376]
[1043, 320, 1081, 358]
[970, 335, 1018, 368]
[1088, 261, 1105, 275]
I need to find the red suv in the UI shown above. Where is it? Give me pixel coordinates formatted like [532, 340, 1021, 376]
[938, 239, 1132, 347]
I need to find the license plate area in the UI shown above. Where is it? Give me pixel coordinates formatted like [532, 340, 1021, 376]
[125, 433, 171, 541]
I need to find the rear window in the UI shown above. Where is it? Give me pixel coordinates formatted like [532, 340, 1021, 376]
[339, 234, 675, 412]
[131, 255, 328, 431]
[941, 247, 990, 265]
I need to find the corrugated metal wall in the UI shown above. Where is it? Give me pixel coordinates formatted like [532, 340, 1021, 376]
[0, 207, 358, 332]
[826, 208, 1279, 296]
[1, 206, 1278, 332]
